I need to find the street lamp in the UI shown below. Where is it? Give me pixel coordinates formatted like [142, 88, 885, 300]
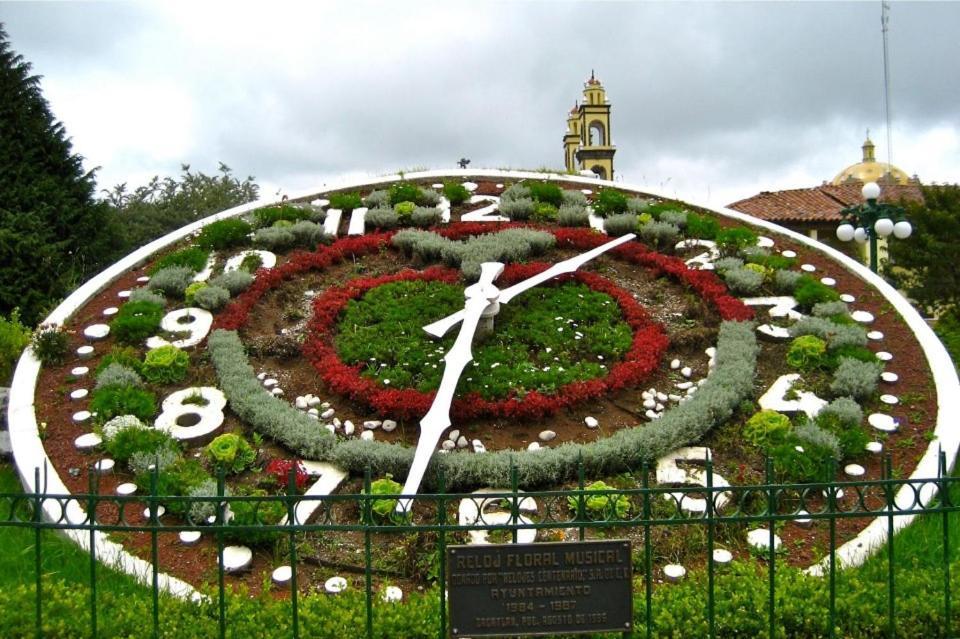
[835, 181, 911, 272]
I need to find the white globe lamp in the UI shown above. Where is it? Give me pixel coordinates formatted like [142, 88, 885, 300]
[836, 223, 855, 242]
[893, 221, 912, 239]
[874, 217, 895, 238]
[853, 227, 867, 243]
[862, 182, 881, 201]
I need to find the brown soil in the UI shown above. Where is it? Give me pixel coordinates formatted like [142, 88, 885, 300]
[29, 178, 941, 592]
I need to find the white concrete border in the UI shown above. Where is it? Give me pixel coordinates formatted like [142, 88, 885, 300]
[7, 169, 959, 596]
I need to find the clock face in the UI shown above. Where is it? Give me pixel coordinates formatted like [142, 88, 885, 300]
[19, 173, 949, 594]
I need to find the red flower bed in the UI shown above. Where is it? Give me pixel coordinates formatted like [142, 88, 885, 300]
[214, 225, 752, 420]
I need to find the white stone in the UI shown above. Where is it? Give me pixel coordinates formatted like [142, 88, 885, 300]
[69, 388, 88, 401]
[325, 576, 348, 593]
[441, 440, 456, 451]
[781, 250, 797, 258]
[222, 546, 253, 573]
[96, 458, 115, 473]
[263, 378, 278, 388]
[343, 421, 355, 436]
[271, 388, 284, 396]
[643, 399, 656, 409]
[800, 264, 816, 272]
[880, 394, 899, 405]
[680, 367, 692, 378]
[71, 366, 89, 376]
[73, 432, 102, 452]
[792, 509, 813, 528]
[307, 408, 319, 417]
[757, 236, 775, 248]
[363, 420, 381, 430]
[820, 277, 836, 287]
[360, 430, 374, 441]
[675, 381, 693, 390]
[77, 345, 95, 359]
[324, 423, 335, 434]
[746, 528, 782, 552]
[382, 420, 397, 432]
[307, 413, 319, 421]
[645, 410, 659, 420]
[527, 442, 541, 451]
[876, 351, 894, 361]
[382, 586, 402, 602]
[457, 436, 469, 448]
[663, 564, 686, 582]
[851, 310, 875, 324]
[73, 411, 92, 424]
[295, 397, 308, 410]
[866, 441, 883, 454]
[539, 430, 557, 442]
[118, 290, 131, 298]
[321, 408, 335, 419]
[463, 182, 478, 192]
[844, 464, 866, 477]
[668, 394, 682, 402]
[472, 439, 486, 454]
[641, 391, 653, 400]
[867, 331, 884, 341]
[102, 307, 119, 317]
[868, 413, 899, 432]
[179, 530, 201, 545]
[83, 324, 111, 340]
[136, 276, 150, 283]
[584, 416, 599, 429]
[257, 372, 267, 380]
[116, 482, 137, 496]
[321, 402, 331, 409]
[448, 429, 460, 442]
[308, 396, 322, 407]
[655, 403, 665, 412]
[143, 505, 165, 519]
[881, 372, 898, 383]
[712, 549, 733, 565]
[670, 359, 681, 370]
[840, 294, 856, 303]
[272, 565, 293, 584]
[656, 392, 669, 402]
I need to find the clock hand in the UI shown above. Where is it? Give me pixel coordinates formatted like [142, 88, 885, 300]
[422, 232, 636, 338]
[396, 261, 505, 514]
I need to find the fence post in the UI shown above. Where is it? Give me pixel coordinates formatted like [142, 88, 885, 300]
[940, 450, 952, 637]
[577, 452, 586, 541]
[363, 466, 374, 639]
[216, 467, 227, 639]
[149, 465, 161, 639]
[884, 454, 896, 639]
[706, 453, 715, 639]
[827, 460, 837, 639]
[287, 467, 300, 639]
[87, 466, 98, 638]
[32, 467, 42, 639]
[437, 466, 448, 639]
[641, 461, 652, 639]
[510, 460, 519, 545]
[765, 457, 775, 639]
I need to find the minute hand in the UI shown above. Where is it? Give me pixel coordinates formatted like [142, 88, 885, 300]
[422, 232, 636, 338]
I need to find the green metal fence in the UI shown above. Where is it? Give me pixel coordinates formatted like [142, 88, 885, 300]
[2, 451, 958, 638]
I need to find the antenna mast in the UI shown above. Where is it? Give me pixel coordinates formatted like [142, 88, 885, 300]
[881, 1, 893, 168]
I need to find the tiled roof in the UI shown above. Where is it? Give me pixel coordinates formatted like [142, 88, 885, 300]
[727, 183, 924, 223]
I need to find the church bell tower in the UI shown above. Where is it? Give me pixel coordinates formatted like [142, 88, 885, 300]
[563, 71, 616, 179]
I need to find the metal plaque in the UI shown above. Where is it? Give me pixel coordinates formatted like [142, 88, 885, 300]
[447, 540, 633, 637]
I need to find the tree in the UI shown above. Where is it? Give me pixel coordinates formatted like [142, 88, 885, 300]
[884, 184, 960, 318]
[103, 163, 259, 255]
[0, 25, 120, 325]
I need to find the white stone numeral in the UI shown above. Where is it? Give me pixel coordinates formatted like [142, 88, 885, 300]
[743, 296, 806, 339]
[656, 447, 731, 515]
[280, 462, 348, 525]
[675, 239, 720, 270]
[458, 488, 538, 544]
[759, 374, 827, 418]
[223, 250, 277, 273]
[154, 387, 226, 441]
[347, 207, 368, 235]
[146, 308, 213, 349]
[461, 195, 509, 223]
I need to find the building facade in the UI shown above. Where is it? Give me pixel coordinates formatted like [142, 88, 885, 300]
[563, 72, 616, 179]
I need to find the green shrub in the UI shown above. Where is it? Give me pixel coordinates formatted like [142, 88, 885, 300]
[111, 301, 164, 345]
[89, 385, 157, 423]
[774, 269, 803, 292]
[196, 218, 252, 250]
[252, 204, 311, 228]
[103, 424, 176, 463]
[659, 210, 688, 227]
[532, 202, 558, 222]
[410, 207, 441, 228]
[685, 212, 720, 240]
[367, 474, 409, 524]
[786, 335, 827, 370]
[365, 207, 400, 229]
[0, 309, 31, 381]
[394, 201, 416, 221]
[567, 480, 631, 520]
[417, 187, 442, 206]
[30, 324, 70, 366]
[825, 344, 878, 370]
[328, 191, 362, 211]
[183, 282, 207, 305]
[148, 247, 209, 275]
[388, 182, 421, 207]
[715, 226, 758, 255]
[442, 182, 470, 205]
[128, 288, 166, 306]
[239, 252, 263, 273]
[790, 317, 868, 349]
[210, 270, 253, 297]
[812, 301, 850, 318]
[223, 487, 286, 545]
[934, 310, 960, 371]
[830, 357, 882, 400]
[94, 362, 142, 390]
[252, 226, 296, 251]
[193, 284, 231, 311]
[140, 345, 190, 385]
[626, 197, 651, 214]
[148, 266, 196, 298]
[205, 433, 257, 474]
[794, 275, 841, 309]
[747, 253, 796, 271]
[723, 267, 765, 295]
[363, 189, 390, 209]
[498, 197, 535, 220]
[500, 183, 530, 201]
[713, 257, 744, 273]
[561, 189, 588, 206]
[743, 410, 792, 448]
[770, 436, 834, 483]
[592, 188, 629, 217]
[794, 421, 842, 462]
[815, 409, 870, 459]
[557, 204, 590, 227]
[96, 346, 141, 375]
[603, 213, 638, 236]
[639, 220, 680, 249]
[128, 444, 181, 478]
[524, 181, 563, 207]
[147, 457, 212, 512]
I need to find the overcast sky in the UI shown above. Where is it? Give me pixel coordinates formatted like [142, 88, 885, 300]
[4, 1, 959, 207]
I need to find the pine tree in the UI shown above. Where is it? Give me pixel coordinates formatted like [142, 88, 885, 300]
[0, 25, 119, 325]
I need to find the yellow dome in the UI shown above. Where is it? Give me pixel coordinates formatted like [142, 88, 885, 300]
[831, 136, 911, 186]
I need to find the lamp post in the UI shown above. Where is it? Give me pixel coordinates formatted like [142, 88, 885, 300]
[835, 181, 911, 273]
